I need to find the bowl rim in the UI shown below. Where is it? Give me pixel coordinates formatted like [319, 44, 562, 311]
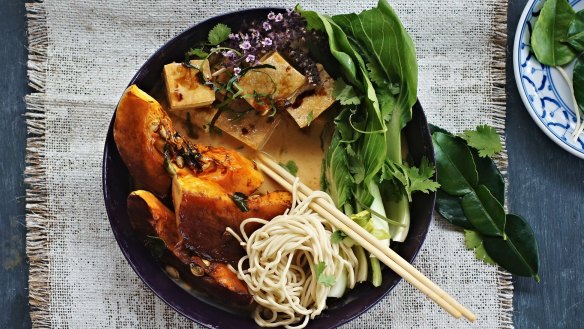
[102, 7, 435, 328]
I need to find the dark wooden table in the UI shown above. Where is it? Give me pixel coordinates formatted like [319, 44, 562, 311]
[1, 0, 583, 328]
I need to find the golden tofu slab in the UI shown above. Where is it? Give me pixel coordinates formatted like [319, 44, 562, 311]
[173, 101, 280, 150]
[163, 60, 215, 111]
[214, 107, 281, 150]
[287, 64, 336, 128]
[237, 52, 306, 115]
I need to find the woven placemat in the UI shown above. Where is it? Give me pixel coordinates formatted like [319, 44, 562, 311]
[24, 1, 512, 328]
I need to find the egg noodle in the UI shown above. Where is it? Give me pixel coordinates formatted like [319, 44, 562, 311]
[227, 179, 359, 328]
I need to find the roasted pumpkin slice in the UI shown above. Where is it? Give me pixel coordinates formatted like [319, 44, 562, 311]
[172, 175, 292, 264]
[127, 190, 251, 305]
[195, 145, 264, 195]
[115, 84, 264, 197]
[114, 85, 172, 198]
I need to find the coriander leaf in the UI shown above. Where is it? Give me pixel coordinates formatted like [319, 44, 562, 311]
[366, 62, 386, 86]
[331, 230, 347, 243]
[186, 47, 209, 59]
[460, 125, 502, 158]
[332, 79, 361, 105]
[406, 157, 441, 197]
[382, 157, 440, 201]
[531, 0, 576, 66]
[464, 230, 495, 265]
[208, 23, 231, 45]
[229, 192, 249, 212]
[307, 111, 315, 126]
[279, 160, 298, 176]
[314, 261, 336, 287]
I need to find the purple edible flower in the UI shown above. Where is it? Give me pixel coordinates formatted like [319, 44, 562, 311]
[239, 40, 251, 50]
[261, 37, 273, 47]
[267, 11, 276, 20]
[228, 33, 240, 41]
[233, 67, 241, 76]
[263, 21, 272, 31]
[245, 54, 256, 63]
[275, 13, 283, 22]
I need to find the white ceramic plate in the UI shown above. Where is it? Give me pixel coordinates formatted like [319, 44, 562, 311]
[514, 0, 584, 159]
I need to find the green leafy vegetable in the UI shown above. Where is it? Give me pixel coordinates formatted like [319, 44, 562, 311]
[461, 185, 506, 238]
[208, 23, 231, 45]
[573, 57, 584, 117]
[300, 0, 425, 288]
[279, 160, 298, 176]
[331, 230, 348, 243]
[315, 262, 336, 287]
[460, 125, 502, 158]
[432, 132, 478, 196]
[229, 192, 249, 212]
[531, 0, 576, 66]
[464, 230, 495, 265]
[484, 214, 541, 282]
[566, 10, 584, 52]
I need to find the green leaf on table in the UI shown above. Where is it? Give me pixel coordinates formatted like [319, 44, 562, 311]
[435, 190, 474, 229]
[432, 132, 478, 196]
[471, 148, 505, 204]
[531, 0, 577, 66]
[573, 57, 584, 117]
[460, 124, 502, 158]
[333, 79, 361, 105]
[315, 261, 336, 287]
[566, 10, 584, 53]
[484, 214, 541, 282]
[279, 160, 298, 176]
[429, 124, 452, 136]
[208, 23, 231, 45]
[464, 230, 495, 265]
[462, 185, 506, 238]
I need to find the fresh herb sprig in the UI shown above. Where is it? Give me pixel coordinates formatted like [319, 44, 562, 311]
[531, 0, 584, 137]
[432, 125, 541, 282]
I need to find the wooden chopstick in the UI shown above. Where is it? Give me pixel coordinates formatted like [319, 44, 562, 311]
[256, 153, 476, 322]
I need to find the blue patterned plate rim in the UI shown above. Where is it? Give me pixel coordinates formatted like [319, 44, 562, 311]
[513, 0, 584, 159]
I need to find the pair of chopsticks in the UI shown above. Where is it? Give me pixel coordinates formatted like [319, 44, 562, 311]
[255, 153, 476, 322]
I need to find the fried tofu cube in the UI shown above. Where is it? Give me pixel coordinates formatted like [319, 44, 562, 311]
[214, 105, 281, 150]
[163, 60, 215, 111]
[237, 52, 306, 115]
[287, 64, 336, 128]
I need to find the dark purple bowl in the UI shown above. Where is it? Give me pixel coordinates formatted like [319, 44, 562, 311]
[102, 8, 435, 329]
